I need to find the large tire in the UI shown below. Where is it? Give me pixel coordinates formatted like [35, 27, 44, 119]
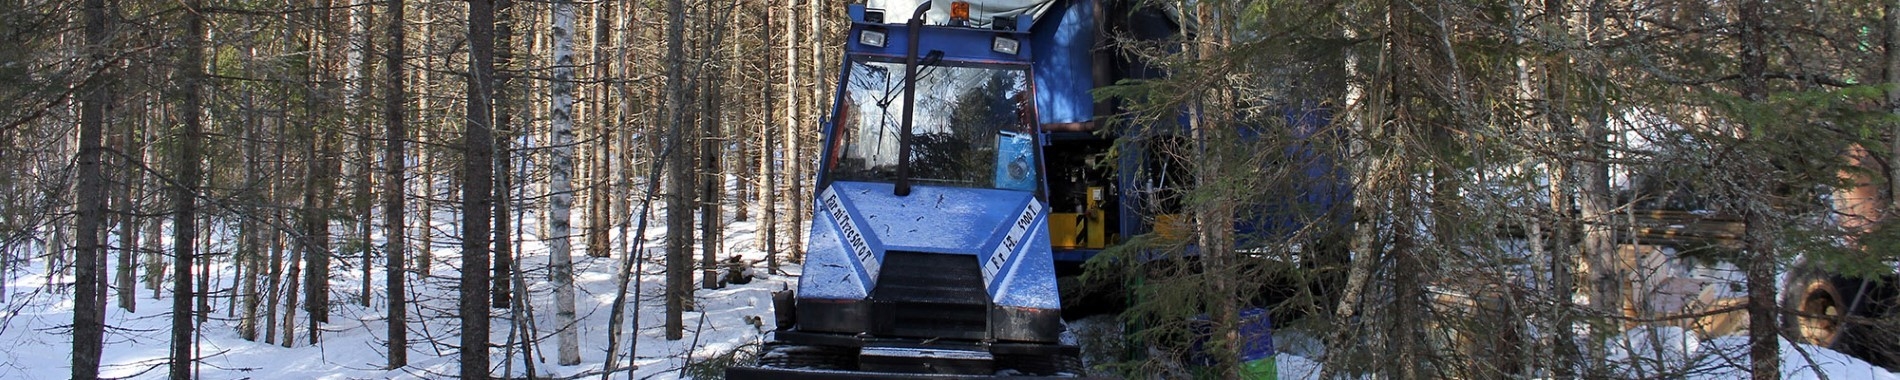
[1782, 263, 1897, 368]
[1782, 268, 1856, 349]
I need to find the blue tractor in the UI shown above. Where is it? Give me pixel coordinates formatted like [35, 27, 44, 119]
[729, 0, 1336, 377]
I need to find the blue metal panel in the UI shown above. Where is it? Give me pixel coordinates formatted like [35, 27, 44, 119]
[828, 181, 1036, 255]
[797, 208, 872, 300]
[1233, 104, 1350, 242]
[806, 181, 1059, 310]
[1029, 0, 1095, 125]
[1238, 308, 1276, 362]
[991, 221, 1061, 309]
[817, 185, 891, 286]
[847, 5, 1034, 66]
[979, 196, 1043, 289]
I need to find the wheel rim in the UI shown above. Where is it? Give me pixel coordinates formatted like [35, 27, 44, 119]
[1798, 284, 1843, 346]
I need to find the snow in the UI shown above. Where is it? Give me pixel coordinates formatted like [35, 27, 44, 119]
[1063, 307, 1895, 379]
[1, 201, 797, 379]
[5, 191, 1899, 379]
[1276, 353, 1325, 380]
[1601, 326, 1900, 380]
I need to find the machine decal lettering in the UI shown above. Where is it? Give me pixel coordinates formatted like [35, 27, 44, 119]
[984, 198, 1043, 287]
[823, 188, 879, 282]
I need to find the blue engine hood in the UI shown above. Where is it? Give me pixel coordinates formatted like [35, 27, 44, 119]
[797, 181, 1060, 310]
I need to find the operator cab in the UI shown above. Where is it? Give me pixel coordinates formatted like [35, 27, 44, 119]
[823, 59, 1041, 196]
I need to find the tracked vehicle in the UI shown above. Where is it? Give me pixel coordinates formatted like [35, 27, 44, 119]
[727, 0, 1331, 377]
[726, 0, 1105, 377]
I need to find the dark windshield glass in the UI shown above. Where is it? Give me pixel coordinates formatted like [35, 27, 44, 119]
[829, 58, 1037, 192]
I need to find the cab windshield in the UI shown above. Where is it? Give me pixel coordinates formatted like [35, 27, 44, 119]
[828, 57, 1038, 192]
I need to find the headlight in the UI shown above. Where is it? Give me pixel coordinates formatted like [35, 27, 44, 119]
[860, 29, 887, 48]
[992, 35, 1019, 55]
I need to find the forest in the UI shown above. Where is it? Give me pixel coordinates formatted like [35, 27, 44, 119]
[3, 0, 1899, 379]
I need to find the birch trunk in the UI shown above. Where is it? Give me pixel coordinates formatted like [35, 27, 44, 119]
[548, 0, 583, 364]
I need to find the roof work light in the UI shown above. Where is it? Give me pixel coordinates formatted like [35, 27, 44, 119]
[992, 35, 1019, 55]
[950, 1, 971, 26]
[860, 28, 887, 47]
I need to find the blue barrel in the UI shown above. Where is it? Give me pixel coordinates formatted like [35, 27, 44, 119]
[1238, 308, 1277, 380]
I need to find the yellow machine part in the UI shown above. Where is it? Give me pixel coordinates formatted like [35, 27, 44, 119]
[1153, 213, 1189, 243]
[1050, 213, 1082, 249]
[1083, 187, 1106, 248]
[1048, 187, 1109, 250]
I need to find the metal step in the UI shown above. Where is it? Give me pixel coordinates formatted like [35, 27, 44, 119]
[858, 346, 994, 375]
[873, 251, 991, 340]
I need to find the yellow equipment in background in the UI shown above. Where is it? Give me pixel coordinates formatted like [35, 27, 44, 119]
[1049, 186, 1108, 249]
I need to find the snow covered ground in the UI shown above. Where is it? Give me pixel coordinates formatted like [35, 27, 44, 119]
[4, 204, 1899, 379]
[1, 206, 797, 379]
[1600, 326, 1900, 380]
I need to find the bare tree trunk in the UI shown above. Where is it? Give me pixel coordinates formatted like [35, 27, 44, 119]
[72, 0, 111, 376]
[415, 0, 436, 278]
[664, 0, 693, 341]
[197, 213, 211, 323]
[760, 1, 778, 273]
[352, 0, 377, 308]
[307, 0, 352, 338]
[701, 63, 722, 290]
[281, 231, 303, 347]
[384, 0, 409, 367]
[116, 173, 136, 312]
[612, 0, 635, 262]
[144, 133, 165, 299]
[356, 122, 376, 300]
[490, 0, 515, 310]
[169, 1, 205, 376]
[1737, 2, 1778, 379]
[238, 57, 264, 340]
[549, 0, 583, 364]
[587, 0, 614, 259]
[599, 3, 649, 374]
[1577, 19, 1621, 349]
[290, 37, 324, 341]
[462, 0, 499, 376]
[1539, 0, 1585, 372]
[266, 191, 286, 345]
[114, 59, 138, 313]
[783, 0, 805, 263]
[419, 132, 435, 277]
[301, 111, 331, 344]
